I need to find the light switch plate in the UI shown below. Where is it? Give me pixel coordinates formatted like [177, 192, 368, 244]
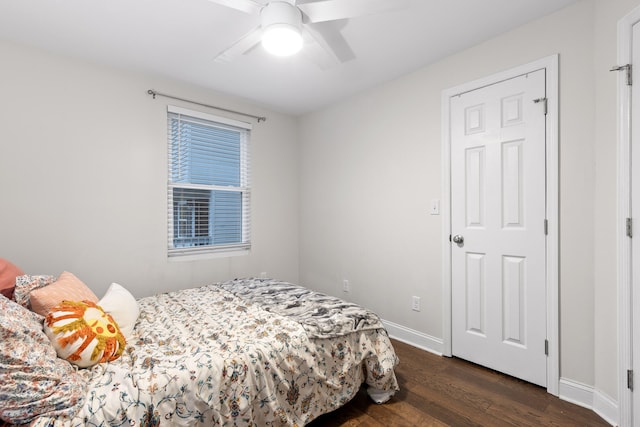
[430, 199, 440, 215]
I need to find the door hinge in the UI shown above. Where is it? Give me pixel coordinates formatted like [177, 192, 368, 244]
[628, 369, 634, 390]
[544, 339, 549, 356]
[533, 97, 548, 115]
[627, 218, 633, 238]
[544, 219, 548, 235]
[610, 64, 632, 86]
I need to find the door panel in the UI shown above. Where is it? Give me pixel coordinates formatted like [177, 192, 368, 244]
[465, 147, 485, 226]
[465, 252, 485, 335]
[451, 70, 547, 387]
[503, 255, 525, 345]
[503, 140, 524, 228]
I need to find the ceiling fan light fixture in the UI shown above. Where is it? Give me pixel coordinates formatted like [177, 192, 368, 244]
[262, 24, 303, 56]
[260, 1, 303, 57]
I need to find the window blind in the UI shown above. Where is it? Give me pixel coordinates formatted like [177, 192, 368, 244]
[167, 106, 251, 256]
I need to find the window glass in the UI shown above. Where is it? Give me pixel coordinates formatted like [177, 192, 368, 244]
[167, 106, 250, 256]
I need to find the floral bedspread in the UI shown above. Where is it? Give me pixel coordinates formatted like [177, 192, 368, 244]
[33, 279, 399, 426]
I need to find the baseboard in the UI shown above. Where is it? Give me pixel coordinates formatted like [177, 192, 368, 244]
[382, 319, 444, 356]
[593, 390, 619, 427]
[559, 378, 618, 426]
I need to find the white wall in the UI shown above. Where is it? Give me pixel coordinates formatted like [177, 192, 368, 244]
[0, 40, 300, 299]
[299, 0, 630, 410]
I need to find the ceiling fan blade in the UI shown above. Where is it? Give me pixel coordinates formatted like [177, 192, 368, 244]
[206, 0, 263, 15]
[306, 23, 355, 65]
[301, 26, 342, 70]
[214, 27, 263, 64]
[298, 0, 409, 23]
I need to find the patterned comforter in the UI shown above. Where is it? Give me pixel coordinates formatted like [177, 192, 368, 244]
[33, 278, 399, 426]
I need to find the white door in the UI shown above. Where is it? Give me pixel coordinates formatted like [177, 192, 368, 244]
[631, 19, 640, 426]
[450, 70, 547, 387]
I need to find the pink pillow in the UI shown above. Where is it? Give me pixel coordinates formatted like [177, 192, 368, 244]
[30, 272, 99, 316]
[0, 259, 24, 300]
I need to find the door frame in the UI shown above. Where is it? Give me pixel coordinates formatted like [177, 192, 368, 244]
[617, 7, 639, 427]
[440, 55, 559, 395]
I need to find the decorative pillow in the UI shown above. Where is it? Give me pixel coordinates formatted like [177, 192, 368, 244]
[44, 300, 126, 368]
[0, 259, 24, 300]
[13, 274, 55, 308]
[30, 271, 99, 317]
[0, 295, 86, 424]
[98, 282, 139, 340]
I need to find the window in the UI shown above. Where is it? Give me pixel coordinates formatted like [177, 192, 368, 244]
[167, 106, 251, 256]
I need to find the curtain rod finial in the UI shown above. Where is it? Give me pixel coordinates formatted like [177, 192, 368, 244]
[147, 89, 156, 99]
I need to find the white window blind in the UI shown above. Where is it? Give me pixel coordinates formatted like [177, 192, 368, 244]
[167, 106, 251, 256]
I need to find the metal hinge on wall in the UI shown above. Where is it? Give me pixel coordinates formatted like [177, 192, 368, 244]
[533, 97, 548, 115]
[610, 64, 633, 86]
[544, 219, 548, 235]
[628, 369, 634, 391]
[544, 339, 549, 356]
[627, 218, 633, 238]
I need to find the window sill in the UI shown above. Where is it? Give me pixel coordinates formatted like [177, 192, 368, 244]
[167, 248, 250, 262]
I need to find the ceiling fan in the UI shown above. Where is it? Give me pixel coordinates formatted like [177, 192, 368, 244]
[208, 0, 409, 69]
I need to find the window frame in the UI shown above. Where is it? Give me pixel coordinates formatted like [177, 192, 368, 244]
[166, 105, 251, 258]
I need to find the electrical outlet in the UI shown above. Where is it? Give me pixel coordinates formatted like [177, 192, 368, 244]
[342, 279, 350, 293]
[412, 296, 421, 312]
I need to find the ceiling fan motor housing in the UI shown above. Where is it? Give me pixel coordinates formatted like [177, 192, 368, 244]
[261, 1, 303, 30]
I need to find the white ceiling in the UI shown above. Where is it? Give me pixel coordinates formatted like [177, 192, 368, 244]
[0, 0, 579, 115]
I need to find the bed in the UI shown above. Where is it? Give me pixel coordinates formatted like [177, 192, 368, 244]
[0, 274, 399, 426]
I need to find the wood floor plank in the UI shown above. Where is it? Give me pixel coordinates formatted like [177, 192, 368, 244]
[308, 339, 610, 426]
[440, 361, 550, 413]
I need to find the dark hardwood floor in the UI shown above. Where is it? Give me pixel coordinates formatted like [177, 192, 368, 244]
[308, 339, 610, 426]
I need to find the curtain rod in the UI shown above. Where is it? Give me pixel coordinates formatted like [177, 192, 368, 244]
[147, 89, 267, 123]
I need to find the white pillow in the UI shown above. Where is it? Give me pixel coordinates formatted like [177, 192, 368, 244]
[99, 282, 139, 340]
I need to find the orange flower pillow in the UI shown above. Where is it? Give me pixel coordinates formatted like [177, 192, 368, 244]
[44, 300, 126, 368]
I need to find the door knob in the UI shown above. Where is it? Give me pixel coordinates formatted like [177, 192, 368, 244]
[452, 234, 464, 244]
